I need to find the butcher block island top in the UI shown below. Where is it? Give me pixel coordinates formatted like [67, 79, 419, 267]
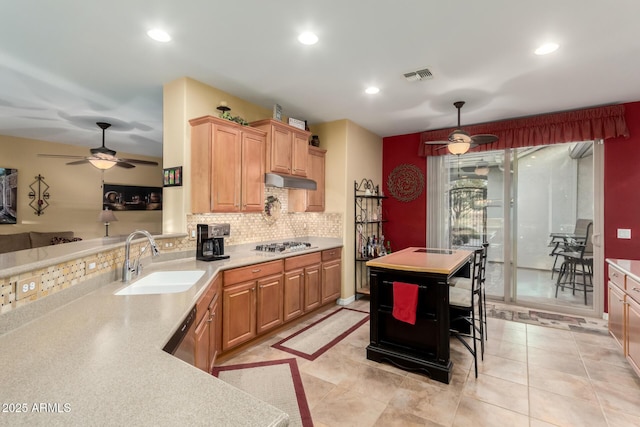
[366, 247, 473, 275]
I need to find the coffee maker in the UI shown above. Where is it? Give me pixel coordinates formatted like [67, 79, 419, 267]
[196, 223, 230, 261]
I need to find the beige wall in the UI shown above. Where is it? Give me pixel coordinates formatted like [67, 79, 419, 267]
[310, 120, 383, 300]
[0, 135, 162, 239]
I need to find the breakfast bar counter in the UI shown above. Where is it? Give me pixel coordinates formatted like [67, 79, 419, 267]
[366, 247, 472, 383]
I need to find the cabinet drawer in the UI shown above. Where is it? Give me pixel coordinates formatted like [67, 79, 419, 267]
[322, 247, 342, 262]
[628, 275, 640, 304]
[223, 260, 283, 286]
[285, 252, 322, 271]
[609, 265, 626, 289]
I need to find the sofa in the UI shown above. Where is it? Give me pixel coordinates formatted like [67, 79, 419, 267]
[0, 231, 81, 254]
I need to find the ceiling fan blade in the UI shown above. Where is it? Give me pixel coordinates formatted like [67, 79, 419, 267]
[119, 158, 159, 166]
[115, 162, 136, 169]
[66, 159, 90, 165]
[471, 134, 498, 145]
[38, 153, 86, 159]
[424, 140, 449, 145]
[434, 145, 450, 151]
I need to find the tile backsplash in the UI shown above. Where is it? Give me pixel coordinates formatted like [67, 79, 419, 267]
[1, 188, 342, 318]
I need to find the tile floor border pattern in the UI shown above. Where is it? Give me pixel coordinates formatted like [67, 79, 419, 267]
[221, 299, 640, 427]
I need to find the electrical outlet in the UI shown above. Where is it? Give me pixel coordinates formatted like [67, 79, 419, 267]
[164, 241, 174, 248]
[16, 276, 39, 300]
[188, 226, 196, 240]
[617, 228, 631, 239]
[85, 257, 98, 274]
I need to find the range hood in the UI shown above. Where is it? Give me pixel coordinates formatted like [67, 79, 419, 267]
[264, 173, 317, 190]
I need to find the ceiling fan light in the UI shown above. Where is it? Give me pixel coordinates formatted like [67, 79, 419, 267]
[447, 142, 470, 155]
[449, 130, 472, 144]
[474, 165, 490, 176]
[89, 159, 117, 170]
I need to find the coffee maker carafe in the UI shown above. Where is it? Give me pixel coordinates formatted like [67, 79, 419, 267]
[196, 223, 230, 261]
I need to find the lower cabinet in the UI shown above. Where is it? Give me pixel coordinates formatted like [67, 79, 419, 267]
[222, 260, 283, 351]
[284, 252, 322, 318]
[321, 248, 342, 304]
[194, 274, 221, 373]
[628, 296, 640, 374]
[609, 281, 626, 351]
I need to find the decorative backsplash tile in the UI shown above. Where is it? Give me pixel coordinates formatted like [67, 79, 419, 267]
[0, 192, 342, 315]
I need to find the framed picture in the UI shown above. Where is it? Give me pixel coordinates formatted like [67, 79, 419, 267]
[0, 167, 18, 224]
[103, 184, 162, 211]
[163, 166, 182, 187]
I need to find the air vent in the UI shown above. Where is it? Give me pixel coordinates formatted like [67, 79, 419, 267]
[403, 67, 434, 82]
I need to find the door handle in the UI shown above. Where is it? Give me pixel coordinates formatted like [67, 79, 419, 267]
[592, 233, 602, 247]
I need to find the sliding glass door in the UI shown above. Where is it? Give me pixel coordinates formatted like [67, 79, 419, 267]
[432, 141, 602, 317]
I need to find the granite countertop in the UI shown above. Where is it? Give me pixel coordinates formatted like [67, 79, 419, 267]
[366, 246, 472, 275]
[0, 236, 342, 426]
[606, 258, 640, 283]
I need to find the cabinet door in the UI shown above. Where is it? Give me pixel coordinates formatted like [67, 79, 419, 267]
[222, 281, 256, 351]
[190, 122, 212, 213]
[304, 264, 322, 312]
[306, 147, 325, 211]
[284, 269, 304, 322]
[271, 126, 292, 174]
[209, 296, 220, 372]
[291, 131, 309, 177]
[241, 130, 265, 212]
[257, 274, 284, 334]
[322, 259, 342, 304]
[608, 282, 625, 351]
[211, 124, 242, 212]
[194, 311, 210, 372]
[627, 296, 640, 375]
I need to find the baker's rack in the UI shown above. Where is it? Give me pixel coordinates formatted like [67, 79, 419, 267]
[354, 179, 388, 297]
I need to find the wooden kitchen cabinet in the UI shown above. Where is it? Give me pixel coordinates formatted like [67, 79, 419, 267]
[190, 115, 265, 213]
[251, 119, 310, 177]
[285, 252, 323, 315]
[222, 260, 283, 351]
[290, 146, 326, 212]
[256, 274, 284, 334]
[321, 248, 342, 304]
[222, 280, 257, 351]
[194, 274, 221, 372]
[608, 280, 625, 351]
[607, 261, 640, 378]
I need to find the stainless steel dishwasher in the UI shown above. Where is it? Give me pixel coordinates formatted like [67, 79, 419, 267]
[162, 306, 196, 365]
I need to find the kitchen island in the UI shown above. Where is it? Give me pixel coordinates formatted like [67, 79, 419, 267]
[365, 247, 472, 384]
[0, 236, 342, 426]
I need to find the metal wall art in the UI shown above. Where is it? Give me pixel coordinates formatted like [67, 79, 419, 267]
[387, 163, 425, 202]
[28, 174, 49, 216]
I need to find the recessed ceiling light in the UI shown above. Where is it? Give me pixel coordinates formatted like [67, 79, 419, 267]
[365, 87, 380, 95]
[298, 32, 318, 45]
[147, 29, 171, 42]
[535, 42, 559, 55]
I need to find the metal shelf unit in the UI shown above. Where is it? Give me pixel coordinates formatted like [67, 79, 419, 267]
[354, 179, 388, 297]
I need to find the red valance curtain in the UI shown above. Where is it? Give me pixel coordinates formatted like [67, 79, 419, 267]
[418, 104, 629, 157]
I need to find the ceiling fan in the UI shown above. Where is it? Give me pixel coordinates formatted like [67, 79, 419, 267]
[38, 122, 159, 170]
[424, 101, 499, 155]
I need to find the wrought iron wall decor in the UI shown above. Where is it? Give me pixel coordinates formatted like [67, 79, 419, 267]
[386, 163, 424, 202]
[28, 174, 50, 216]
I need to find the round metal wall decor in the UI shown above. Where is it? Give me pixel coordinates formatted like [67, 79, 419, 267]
[387, 164, 424, 202]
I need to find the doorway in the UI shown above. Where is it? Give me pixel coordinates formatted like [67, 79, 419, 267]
[430, 141, 602, 318]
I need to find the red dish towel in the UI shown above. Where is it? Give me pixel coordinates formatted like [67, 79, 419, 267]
[392, 281, 419, 325]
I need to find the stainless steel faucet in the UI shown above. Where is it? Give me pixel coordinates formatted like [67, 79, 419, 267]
[122, 230, 160, 282]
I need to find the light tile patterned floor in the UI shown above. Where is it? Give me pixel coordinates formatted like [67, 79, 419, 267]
[222, 299, 640, 426]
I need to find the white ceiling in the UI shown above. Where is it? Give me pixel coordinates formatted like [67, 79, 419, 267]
[2, 1, 639, 159]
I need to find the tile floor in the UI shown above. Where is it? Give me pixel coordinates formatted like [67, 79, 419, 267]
[221, 299, 640, 427]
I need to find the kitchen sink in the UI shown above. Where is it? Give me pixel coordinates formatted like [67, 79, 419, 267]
[115, 270, 205, 295]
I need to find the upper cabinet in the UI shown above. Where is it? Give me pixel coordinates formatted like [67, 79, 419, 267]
[290, 146, 326, 212]
[251, 119, 310, 177]
[190, 116, 265, 213]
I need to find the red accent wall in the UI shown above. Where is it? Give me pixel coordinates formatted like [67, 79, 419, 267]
[604, 101, 640, 310]
[382, 133, 426, 251]
[382, 100, 640, 312]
